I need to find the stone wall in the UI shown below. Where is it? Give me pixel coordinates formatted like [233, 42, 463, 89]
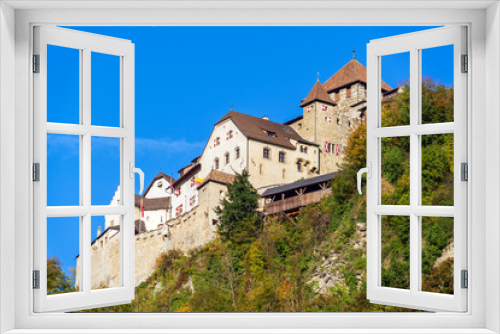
[76, 227, 165, 289]
[162, 180, 224, 253]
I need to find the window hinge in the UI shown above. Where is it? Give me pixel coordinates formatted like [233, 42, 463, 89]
[461, 270, 468, 289]
[33, 163, 40, 182]
[461, 162, 468, 182]
[33, 270, 40, 289]
[461, 54, 468, 73]
[33, 54, 40, 73]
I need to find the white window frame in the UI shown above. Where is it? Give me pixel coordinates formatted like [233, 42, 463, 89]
[32, 26, 136, 312]
[366, 26, 467, 312]
[0, 2, 498, 333]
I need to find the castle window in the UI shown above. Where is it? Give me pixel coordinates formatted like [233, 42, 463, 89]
[297, 160, 303, 172]
[235, 147, 240, 159]
[214, 158, 219, 170]
[228, 130, 233, 139]
[157, 181, 162, 188]
[263, 148, 270, 159]
[266, 131, 276, 137]
[279, 151, 285, 163]
[225, 152, 230, 164]
[304, 146, 308, 154]
[282, 169, 286, 179]
[214, 137, 221, 146]
[298, 123, 302, 129]
[259, 164, 263, 175]
[190, 176, 195, 187]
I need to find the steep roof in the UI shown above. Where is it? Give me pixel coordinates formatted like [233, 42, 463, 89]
[198, 170, 236, 189]
[172, 163, 201, 189]
[323, 59, 392, 93]
[299, 80, 337, 107]
[215, 110, 317, 149]
[143, 172, 176, 198]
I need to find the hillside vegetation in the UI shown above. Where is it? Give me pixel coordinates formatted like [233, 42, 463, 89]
[72, 78, 454, 312]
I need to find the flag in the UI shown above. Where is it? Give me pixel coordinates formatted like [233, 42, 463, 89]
[324, 141, 329, 152]
[141, 198, 144, 218]
[322, 105, 327, 111]
[195, 177, 204, 185]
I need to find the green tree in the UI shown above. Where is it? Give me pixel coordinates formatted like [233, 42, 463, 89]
[47, 256, 74, 295]
[214, 169, 261, 243]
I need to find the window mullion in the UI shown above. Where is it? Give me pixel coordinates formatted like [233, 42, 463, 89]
[82, 47, 92, 294]
[409, 47, 420, 294]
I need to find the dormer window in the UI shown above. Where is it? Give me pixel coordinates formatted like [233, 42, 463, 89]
[265, 131, 276, 137]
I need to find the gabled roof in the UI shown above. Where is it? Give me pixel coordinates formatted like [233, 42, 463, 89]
[172, 163, 201, 189]
[299, 80, 337, 107]
[323, 59, 392, 93]
[198, 170, 236, 189]
[283, 115, 303, 126]
[143, 172, 176, 198]
[215, 110, 317, 149]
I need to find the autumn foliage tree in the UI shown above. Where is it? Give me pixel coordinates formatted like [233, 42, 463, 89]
[47, 256, 75, 295]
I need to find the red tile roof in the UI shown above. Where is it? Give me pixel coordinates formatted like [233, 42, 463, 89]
[198, 170, 236, 189]
[215, 110, 317, 149]
[299, 80, 337, 107]
[323, 59, 392, 93]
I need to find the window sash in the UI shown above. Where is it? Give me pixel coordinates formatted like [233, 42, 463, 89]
[366, 26, 467, 312]
[33, 26, 135, 313]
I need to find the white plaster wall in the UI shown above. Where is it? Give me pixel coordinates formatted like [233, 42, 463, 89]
[143, 209, 167, 231]
[170, 175, 200, 219]
[145, 177, 173, 199]
[199, 118, 247, 178]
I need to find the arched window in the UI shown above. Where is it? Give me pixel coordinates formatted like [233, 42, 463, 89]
[214, 158, 219, 170]
[279, 151, 285, 163]
[297, 160, 303, 172]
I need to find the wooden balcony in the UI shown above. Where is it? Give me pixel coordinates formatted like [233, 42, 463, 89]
[263, 188, 331, 215]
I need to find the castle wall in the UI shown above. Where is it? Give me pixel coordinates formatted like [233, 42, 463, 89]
[76, 227, 166, 289]
[162, 181, 225, 253]
[247, 139, 319, 192]
[199, 118, 247, 179]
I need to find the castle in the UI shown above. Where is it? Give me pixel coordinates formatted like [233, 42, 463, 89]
[76, 57, 397, 289]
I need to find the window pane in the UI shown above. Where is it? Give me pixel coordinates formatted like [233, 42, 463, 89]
[47, 45, 80, 124]
[421, 133, 454, 206]
[91, 136, 121, 206]
[381, 137, 410, 205]
[91, 215, 121, 289]
[381, 215, 410, 290]
[91, 52, 120, 127]
[421, 217, 454, 295]
[47, 133, 80, 206]
[47, 217, 80, 295]
[381, 52, 410, 127]
[421, 45, 454, 124]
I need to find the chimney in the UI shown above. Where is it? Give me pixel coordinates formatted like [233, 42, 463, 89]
[97, 226, 102, 237]
[262, 115, 269, 120]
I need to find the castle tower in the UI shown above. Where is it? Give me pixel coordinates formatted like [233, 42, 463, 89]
[285, 57, 394, 175]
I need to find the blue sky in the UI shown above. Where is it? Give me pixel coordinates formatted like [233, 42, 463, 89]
[46, 26, 454, 279]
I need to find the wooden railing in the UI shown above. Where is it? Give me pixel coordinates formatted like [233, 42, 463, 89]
[263, 188, 331, 215]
